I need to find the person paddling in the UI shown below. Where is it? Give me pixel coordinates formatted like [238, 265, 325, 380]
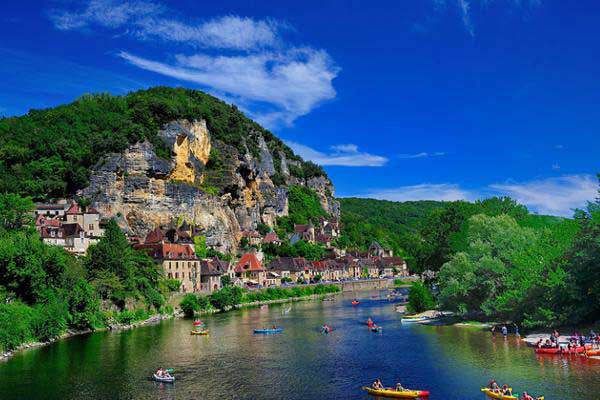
[372, 379, 384, 390]
[501, 384, 512, 396]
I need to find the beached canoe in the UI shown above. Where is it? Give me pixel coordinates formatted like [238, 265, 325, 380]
[534, 346, 586, 354]
[480, 388, 517, 399]
[363, 386, 429, 398]
[254, 328, 283, 334]
[400, 316, 429, 323]
[153, 374, 175, 383]
[190, 330, 209, 335]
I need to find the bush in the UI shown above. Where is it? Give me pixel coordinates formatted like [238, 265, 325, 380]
[31, 296, 68, 342]
[116, 310, 136, 325]
[180, 294, 199, 317]
[68, 280, 100, 330]
[0, 302, 35, 351]
[209, 286, 243, 310]
[407, 281, 435, 314]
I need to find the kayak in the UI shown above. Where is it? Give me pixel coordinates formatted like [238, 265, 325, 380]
[254, 328, 283, 334]
[351, 301, 360, 306]
[534, 346, 586, 354]
[190, 330, 209, 335]
[480, 388, 517, 399]
[585, 349, 600, 356]
[363, 386, 429, 398]
[481, 388, 543, 400]
[153, 373, 175, 383]
[371, 326, 383, 332]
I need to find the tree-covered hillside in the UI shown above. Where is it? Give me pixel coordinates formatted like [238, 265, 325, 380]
[338, 196, 579, 272]
[0, 87, 325, 200]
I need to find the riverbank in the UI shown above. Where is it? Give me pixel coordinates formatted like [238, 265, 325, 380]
[1, 285, 346, 362]
[0, 312, 176, 362]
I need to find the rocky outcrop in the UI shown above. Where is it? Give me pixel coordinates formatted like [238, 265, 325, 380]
[80, 119, 338, 254]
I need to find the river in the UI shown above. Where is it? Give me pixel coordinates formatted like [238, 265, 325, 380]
[1, 290, 598, 399]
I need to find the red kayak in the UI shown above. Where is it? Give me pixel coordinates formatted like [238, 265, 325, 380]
[535, 346, 587, 354]
[351, 301, 360, 306]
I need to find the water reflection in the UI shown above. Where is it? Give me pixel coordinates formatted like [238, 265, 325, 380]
[0, 291, 599, 399]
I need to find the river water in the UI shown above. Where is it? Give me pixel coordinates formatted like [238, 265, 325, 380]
[1, 290, 598, 399]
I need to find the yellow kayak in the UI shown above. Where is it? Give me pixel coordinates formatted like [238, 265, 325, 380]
[190, 330, 209, 335]
[363, 386, 429, 398]
[481, 388, 544, 400]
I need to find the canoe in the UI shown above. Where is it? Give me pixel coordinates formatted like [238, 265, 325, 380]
[401, 316, 429, 323]
[153, 373, 175, 383]
[371, 326, 383, 332]
[534, 346, 586, 354]
[480, 388, 517, 399]
[190, 330, 209, 335]
[363, 386, 429, 398]
[254, 328, 283, 334]
[586, 349, 600, 356]
[351, 301, 360, 305]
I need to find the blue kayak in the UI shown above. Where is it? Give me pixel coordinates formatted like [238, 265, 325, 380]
[254, 328, 283, 334]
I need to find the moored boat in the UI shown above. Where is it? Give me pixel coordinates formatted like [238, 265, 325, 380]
[534, 345, 587, 354]
[400, 316, 429, 323]
[363, 386, 429, 398]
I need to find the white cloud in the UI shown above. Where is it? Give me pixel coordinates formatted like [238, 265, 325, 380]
[285, 141, 388, 167]
[50, 1, 279, 50]
[119, 49, 338, 126]
[359, 183, 472, 202]
[50, 0, 339, 127]
[490, 174, 597, 217]
[419, 0, 542, 36]
[398, 152, 445, 159]
[346, 174, 597, 217]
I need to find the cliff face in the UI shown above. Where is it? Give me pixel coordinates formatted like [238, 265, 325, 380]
[80, 119, 338, 253]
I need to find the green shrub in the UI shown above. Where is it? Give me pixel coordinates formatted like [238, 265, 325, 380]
[180, 294, 199, 317]
[0, 302, 35, 351]
[407, 281, 435, 314]
[116, 310, 136, 325]
[31, 296, 68, 342]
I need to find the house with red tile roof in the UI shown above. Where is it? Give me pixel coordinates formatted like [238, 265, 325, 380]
[262, 231, 281, 245]
[235, 253, 267, 287]
[134, 241, 200, 293]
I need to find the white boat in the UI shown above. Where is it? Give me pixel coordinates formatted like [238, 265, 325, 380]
[153, 373, 175, 383]
[400, 316, 430, 323]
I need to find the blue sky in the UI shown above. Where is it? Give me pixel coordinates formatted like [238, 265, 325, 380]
[2, 0, 599, 216]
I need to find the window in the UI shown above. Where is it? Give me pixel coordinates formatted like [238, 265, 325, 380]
[168, 273, 172, 278]
[175, 272, 179, 279]
[88, 224, 94, 231]
[176, 262, 179, 269]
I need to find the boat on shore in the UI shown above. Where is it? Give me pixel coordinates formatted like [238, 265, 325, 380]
[363, 386, 429, 398]
[400, 316, 429, 323]
[534, 345, 588, 354]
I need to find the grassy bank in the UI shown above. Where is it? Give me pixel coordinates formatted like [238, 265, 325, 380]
[180, 284, 341, 316]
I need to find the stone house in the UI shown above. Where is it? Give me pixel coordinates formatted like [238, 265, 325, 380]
[293, 222, 316, 243]
[235, 253, 266, 287]
[199, 258, 223, 293]
[241, 230, 262, 246]
[368, 241, 393, 258]
[135, 230, 200, 293]
[267, 257, 308, 283]
[64, 203, 104, 238]
[377, 256, 408, 277]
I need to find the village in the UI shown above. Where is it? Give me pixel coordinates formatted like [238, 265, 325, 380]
[34, 200, 409, 295]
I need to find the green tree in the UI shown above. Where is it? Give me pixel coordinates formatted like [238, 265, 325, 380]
[407, 281, 435, 313]
[0, 194, 35, 231]
[209, 286, 243, 310]
[194, 235, 207, 258]
[180, 294, 199, 317]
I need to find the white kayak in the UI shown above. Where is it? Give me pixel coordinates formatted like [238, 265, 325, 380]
[153, 373, 175, 383]
[400, 316, 429, 323]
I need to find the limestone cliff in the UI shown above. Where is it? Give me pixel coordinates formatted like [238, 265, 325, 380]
[80, 119, 338, 254]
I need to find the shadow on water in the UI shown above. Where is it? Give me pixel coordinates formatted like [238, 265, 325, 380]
[1, 289, 599, 399]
